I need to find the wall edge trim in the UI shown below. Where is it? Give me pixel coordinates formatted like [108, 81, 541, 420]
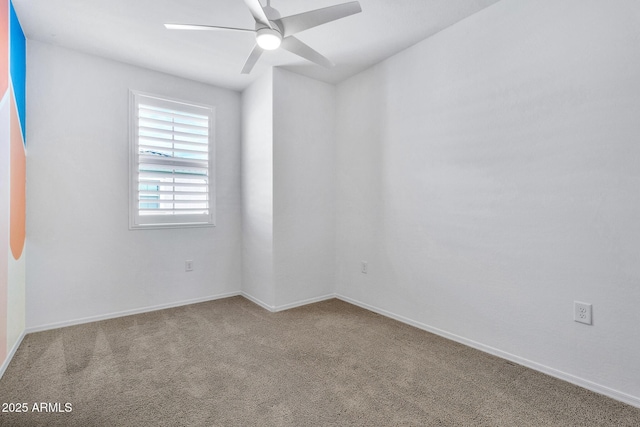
[240, 292, 337, 313]
[241, 291, 276, 312]
[335, 293, 640, 409]
[273, 294, 336, 312]
[25, 291, 242, 333]
[18, 289, 638, 409]
[0, 329, 26, 380]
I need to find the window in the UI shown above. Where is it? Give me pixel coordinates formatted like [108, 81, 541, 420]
[129, 91, 215, 229]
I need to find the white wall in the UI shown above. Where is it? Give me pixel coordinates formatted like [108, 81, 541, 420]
[26, 41, 242, 328]
[272, 69, 336, 307]
[335, 0, 640, 405]
[240, 68, 336, 310]
[241, 69, 274, 307]
[6, 256, 24, 351]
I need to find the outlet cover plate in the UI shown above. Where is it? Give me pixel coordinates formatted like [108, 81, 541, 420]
[574, 301, 592, 325]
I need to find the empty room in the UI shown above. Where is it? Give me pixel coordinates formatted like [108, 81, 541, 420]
[1, 0, 639, 425]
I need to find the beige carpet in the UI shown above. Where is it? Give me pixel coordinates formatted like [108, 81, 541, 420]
[0, 297, 638, 426]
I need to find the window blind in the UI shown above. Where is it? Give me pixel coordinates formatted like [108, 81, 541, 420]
[130, 91, 215, 229]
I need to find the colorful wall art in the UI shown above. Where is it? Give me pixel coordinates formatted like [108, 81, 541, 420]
[1, 0, 26, 370]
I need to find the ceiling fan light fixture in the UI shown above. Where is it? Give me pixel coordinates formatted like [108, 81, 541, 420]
[166, 0, 362, 74]
[256, 27, 282, 50]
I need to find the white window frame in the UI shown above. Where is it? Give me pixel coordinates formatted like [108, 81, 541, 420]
[129, 90, 216, 229]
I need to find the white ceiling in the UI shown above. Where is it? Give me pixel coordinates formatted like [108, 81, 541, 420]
[12, 0, 501, 91]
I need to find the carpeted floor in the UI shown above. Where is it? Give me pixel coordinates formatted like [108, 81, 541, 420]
[0, 297, 639, 426]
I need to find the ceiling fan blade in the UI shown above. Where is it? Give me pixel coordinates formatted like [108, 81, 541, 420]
[275, 1, 362, 37]
[280, 36, 334, 68]
[243, 0, 273, 28]
[165, 23, 254, 32]
[241, 44, 264, 74]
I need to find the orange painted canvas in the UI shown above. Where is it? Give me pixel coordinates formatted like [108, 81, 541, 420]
[0, 0, 8, 360]
[10, 91, 25, 260]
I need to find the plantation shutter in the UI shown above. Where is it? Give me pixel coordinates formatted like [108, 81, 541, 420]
[130, 91, 215, 229]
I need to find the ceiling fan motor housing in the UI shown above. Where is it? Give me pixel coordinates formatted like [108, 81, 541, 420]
[255, 16, 283, 50]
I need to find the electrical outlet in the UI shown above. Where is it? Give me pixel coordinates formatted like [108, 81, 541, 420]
[185, 260, 194, 272]
[574, 301, 592, 325]
[361, 261, 368, 274]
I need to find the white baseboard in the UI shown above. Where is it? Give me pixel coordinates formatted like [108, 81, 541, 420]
[273, 294, 336, 312]
[240, 292, 336, 312]
[12, 289, 639, 409]
[335, 294, 640, 410]
[0, 330, 26, 380]
[241, 292, 275, 312]
[25, 291, 242, 334]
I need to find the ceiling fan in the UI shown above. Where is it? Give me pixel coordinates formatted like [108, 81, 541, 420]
[165, 0, 362, 74]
